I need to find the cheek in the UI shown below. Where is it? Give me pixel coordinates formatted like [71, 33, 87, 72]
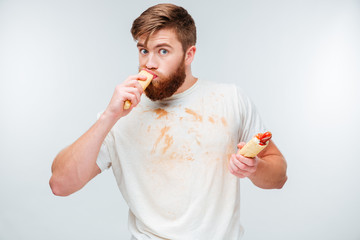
[139, 58, 146, 68]
[162, 57, 183, 73]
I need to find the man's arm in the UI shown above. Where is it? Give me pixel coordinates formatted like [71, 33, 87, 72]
[49, 75, 146, 196]
[229, 140, 287, 189]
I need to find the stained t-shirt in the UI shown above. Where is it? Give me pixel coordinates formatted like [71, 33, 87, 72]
[97, 79, 266, 240]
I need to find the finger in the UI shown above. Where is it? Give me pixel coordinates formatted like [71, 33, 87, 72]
[127, 74, 147, 81]
[229, 159, 246, 178]
[125, 85, 146, 107]
[134, 79, 145, 94]
[124, 75, 147, 87]
[136, 74, 148, 81]
[229, 156, 244, 173]
[232, 154, 256, 173]
[121, 91, 138, 106]
[127, 91, 142, 106]
[134, 81, 145, 94]
[232, 155, 249, 171]
[122, 80, 144, 95]
[237, 155, 256, 167]
[123, 78, 141, 87]
[228, 159, 238, 175]
[237, 142, 246, 149]
[124, 85, 141, 100]
[235, 172, 246, 178]
[122, 76, 146, 89]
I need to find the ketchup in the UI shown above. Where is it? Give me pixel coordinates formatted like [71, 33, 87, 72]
[256, 132, 272, 146]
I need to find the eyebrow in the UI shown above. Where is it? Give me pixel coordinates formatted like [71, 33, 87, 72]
[137, 42, 173, 49]
[137, 42, 145, 48]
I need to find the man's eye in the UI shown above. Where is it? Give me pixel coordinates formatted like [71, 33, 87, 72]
[159, 49, 168, 55]
[140, 49, 148, 54]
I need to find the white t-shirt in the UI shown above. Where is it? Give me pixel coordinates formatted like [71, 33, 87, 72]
[97, 79, 266, 240]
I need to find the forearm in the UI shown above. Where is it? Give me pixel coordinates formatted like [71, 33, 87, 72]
[50, 75, 145, 196]
[248, 155, 287, 189]
[50, 112, 117, 196]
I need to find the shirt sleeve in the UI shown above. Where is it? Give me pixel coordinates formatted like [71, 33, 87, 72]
[236, 87, 267, 143]
[96, 112, 112, 172]
[96, 143, 112, 172]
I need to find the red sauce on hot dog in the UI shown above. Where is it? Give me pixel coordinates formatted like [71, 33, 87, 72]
[256, 132, 272, 146]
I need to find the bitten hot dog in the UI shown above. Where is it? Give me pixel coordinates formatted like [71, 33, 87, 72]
[237, 132, 272, 158]
[123, 69, 156, 109]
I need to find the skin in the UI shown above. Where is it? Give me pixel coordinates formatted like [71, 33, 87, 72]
[49, 28, 287, 197]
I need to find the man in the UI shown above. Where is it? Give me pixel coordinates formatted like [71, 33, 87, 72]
[50, 3, 287, 239]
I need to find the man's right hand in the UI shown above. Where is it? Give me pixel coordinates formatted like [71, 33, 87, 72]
[104, 74, 147, 121]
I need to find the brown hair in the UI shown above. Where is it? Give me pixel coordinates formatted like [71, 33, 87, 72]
[131, 4, 197, 52]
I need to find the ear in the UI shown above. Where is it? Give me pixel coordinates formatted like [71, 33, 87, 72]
[185, 46, 196, 65]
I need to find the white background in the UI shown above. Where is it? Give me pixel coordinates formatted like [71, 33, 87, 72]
[1, 0, 359, 239]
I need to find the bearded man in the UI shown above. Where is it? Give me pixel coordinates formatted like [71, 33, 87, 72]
[50, 3, 287, 240]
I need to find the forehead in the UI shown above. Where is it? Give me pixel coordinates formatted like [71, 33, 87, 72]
[137, 28, 182, 49]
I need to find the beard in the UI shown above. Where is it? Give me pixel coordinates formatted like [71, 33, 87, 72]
[139, 58, 186, 101]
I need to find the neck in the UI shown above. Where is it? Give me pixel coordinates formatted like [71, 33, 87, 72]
[175, 66, 197, 94]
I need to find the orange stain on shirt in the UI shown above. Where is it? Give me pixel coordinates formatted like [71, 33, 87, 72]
[152, 126, 170, 153]
[185, 108, 203, 122]
[163, 134, 174, 154]
[154, 108, 168, 119]
[208, 116, 215, 124]
[221, 117, 228, 126]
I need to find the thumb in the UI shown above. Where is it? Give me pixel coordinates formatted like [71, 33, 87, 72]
[237, 142, 246, 150]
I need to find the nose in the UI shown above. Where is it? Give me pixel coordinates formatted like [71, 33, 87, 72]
[145, 53, 158, 70]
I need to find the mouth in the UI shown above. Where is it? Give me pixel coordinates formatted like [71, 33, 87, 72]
[143, 69, 158, 79]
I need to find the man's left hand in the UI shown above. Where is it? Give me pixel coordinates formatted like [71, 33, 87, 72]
[229, 142, 259, 178]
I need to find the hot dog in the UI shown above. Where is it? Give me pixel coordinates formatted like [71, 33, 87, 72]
[237, 132, 272, 158]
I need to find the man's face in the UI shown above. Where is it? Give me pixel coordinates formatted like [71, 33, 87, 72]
[137, 28, 186, 101]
